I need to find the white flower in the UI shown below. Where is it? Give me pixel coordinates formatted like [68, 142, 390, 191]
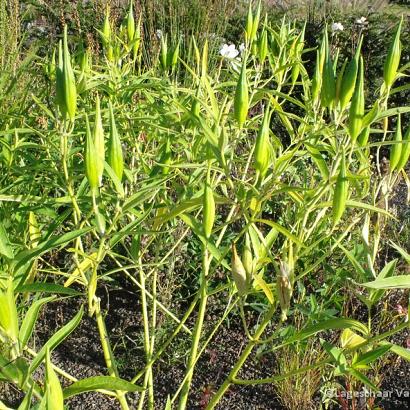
[220, 44, 239, 59]
[356, 17, 367, 25]
[239, 43, 245, 53]
[331, 22, 344, 32]
[155, 29, 163, 39]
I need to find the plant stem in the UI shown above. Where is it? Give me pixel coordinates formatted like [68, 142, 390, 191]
[205, 304, 276, 409]
[177, 246, 209, 409]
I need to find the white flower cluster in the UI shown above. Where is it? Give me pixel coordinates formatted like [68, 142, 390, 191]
[331, 22, 344, 32]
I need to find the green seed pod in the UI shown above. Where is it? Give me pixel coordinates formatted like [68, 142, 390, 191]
[102, 7, 111, 48]
[348, 57, 364, 142]
[127, 0, 135, 44]
[48, 48, 56, 82]
[318, 28, 328, 75]
[335, 58, 348, 106]
[85, 115, 100, 194]
[93, 96, 105, 185]
[242, 233, 254, 278]
[55, 40, 65, 116]
[254, 105, 270, 180]
[339, 36, 362, 111]
[108, 102, 124, 181]
[396, 124, 410, 171]
[203, 174, 215, 239]
[321, 51, 336, 108]
[311, 50, 322, 104]
[234, 60, 249, 129]
[362, 100, 380, 129]
[160, 35, 168, 70]
[63, 26, 77, 122]
[333, 152, 348, 225]
[231, 243, 248, 296]
[258, 29, 268, 64]
[390, 114, 402, 172]
[245, 1, 253, 43]
[250, 1, 261, 43]
[171, 39, 180, 69]
[383, 18, 402, 89]
[357, 126, 370, 147]
[132, 15, 141, 60]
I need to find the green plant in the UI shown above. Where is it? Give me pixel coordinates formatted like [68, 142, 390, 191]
[0, 1, 409, 409]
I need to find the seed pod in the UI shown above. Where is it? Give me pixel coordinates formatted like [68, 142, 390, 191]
[48, 48, 56, 82]
[203, 174, 215, 239]
[333, 151, 348, 225]
[396, 124, 410, 171]
[108, 102, 124, 181]
[250, 1, 261, 43]
[160, 35, 168, 70]
[93, 97, 105, 186]
[311, 50, 322, 104]
[277, 260, 292, 321]
[63, 25, 77, 122]
[85, 115, 100, 194]
[242, 233, 254, 278]
[390, 114, 402, 171]
[258, 29, 268, 64]
[357, 126, 370, 147]
[231, 243, 248, 296]
[321, 51, 336, 108]
[0, 278, 19, 341]
[201, 40, 208, 78]
[339, 36, 362, 111]
[348, 56, 364, 142]
[318, 28, 328, 75]
[245, 1, 253, 43]
[127, 0, 135, 44]
[132, 15, 141, 60]
[335, 58, 348, 106]
[102, 7, 111, 48]
[55, 40, 65, 116]
[383, 17, 402, 89]
[362, 100, 380, 130]
[171, 39, 180, 69]
[254, 105, 270, 180]
[234, 60, 249, 128]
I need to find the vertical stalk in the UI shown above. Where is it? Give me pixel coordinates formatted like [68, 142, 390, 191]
[177, 246, 210, 409]
[205, 304, 276, 409]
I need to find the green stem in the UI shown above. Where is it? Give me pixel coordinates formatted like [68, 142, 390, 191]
[177, 247, 209, 409]
[205, 304, 276, 409]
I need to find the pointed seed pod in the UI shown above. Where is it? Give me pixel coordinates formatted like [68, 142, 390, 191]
[63, 25, 77, 122]
[234, 60, 249, 128]
[85, 115, 100, 194]
[383, 17, 402, 89]
[396, 124, 410, 171]
[390, 114, 402, 172]
[335, 58, 348, 106]
[250, 0, 261, 43]
[203, 174, 215, 239]
[108, 102, 124, 181]
[55, 40, 65, 116]
[339, 36, 362, 111]
[358, 126, 370, 147]
[231, 243, 248, 296]
[333, 151, 348, 225]
[258, 29, 268, 64]
[93, 96, 105, 186]
[348, 56, 364, 142]
[171, 39, 180, 69]
[321, 51, 336, 108]
[245, 1, 253, 43]
[160, 35, 168, 70]
[127, 0, 135, 44]
[311, 50, 322, 104]
[254, 105, 270, 180]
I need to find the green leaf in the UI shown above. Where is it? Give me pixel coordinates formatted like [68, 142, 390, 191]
[347, 367, 378, 391]
[45, 347, 64, 410]
[0, 223, 14, 259]
[27, 307, 84, 377]
[353, 345, 391, 368]
[361, 275, 410, 289]
[369, 259, 397, 304]
[253, 273, 274, 304]
[63, 376, 143, 398]
[17, 385, 34, 410]
[13, 227, 93, 274]
[255, 219, 304, 247]
[19, 296, 55, 347]
[390, 241, 410, 264]
[380, 342, 410, 362]
[16, 283, 82, 296]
